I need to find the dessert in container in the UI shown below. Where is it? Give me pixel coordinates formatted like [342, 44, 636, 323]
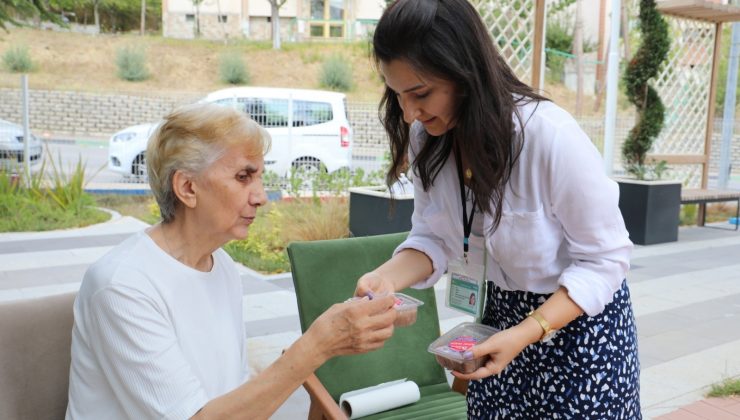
[391, 292, 424, 327]
[345, 292, 424, 327]
[427, 322, 500, 373]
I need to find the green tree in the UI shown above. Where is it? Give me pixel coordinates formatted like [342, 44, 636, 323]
[0, 0, 63, 30]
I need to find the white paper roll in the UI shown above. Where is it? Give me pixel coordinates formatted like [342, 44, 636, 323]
[339, 379, 420, 419]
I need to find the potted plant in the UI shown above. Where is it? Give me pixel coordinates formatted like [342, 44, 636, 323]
[348, 154, 414, 237]
[617, 0, 681, 245]
[348, 179, 414, 237]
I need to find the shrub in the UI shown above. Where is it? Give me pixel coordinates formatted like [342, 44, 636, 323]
[621, 0, 671, 179]
[0, 154, 109, 232]
[223, 198, 350, 274]
[219, 51, 250, 85]
[116, 46, 149, 82]
[545, 20, 572, 82]
[319, 54, 353, 91]
[2, 45, 33, 73]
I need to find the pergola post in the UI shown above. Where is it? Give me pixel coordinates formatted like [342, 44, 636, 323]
[697, 22, 723, 224]
[531, 0, 546, 91]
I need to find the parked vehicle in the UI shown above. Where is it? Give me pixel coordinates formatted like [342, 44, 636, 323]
[108, 87, 353, 178]
[0, 119, 42, 172]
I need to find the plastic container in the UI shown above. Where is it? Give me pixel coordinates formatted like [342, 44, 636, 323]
[345, 292, 423, 327]
[392, 292, 424, 327]
[427, 322, 500, 373]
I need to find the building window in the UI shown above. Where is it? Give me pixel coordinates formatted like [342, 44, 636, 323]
[309, 0, 345, 38]
[185, 14, 195, 22]
[218, 15, 228, 23]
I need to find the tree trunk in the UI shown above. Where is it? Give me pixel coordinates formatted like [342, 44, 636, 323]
[195, 2, 200, 37]
[93, 0, 100, 35]
[140, 0, 146, 35]
[271, 2, 281, 49]
[574, 0, 584, 117]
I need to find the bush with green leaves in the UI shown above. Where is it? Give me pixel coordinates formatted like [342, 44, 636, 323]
[2, 45, 33, 73]
[621, 0, 671, 179]
[545, 21, 573, 82]
[116, 46, 149, 82]
[0, 154, 108, 232]
[219, 51, 250, 85]
[319, 54, 353, 91]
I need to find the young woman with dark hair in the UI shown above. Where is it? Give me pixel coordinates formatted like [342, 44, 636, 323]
[355, 0, 640, 418]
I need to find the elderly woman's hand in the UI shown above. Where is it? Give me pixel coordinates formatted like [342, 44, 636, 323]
[306, 295, 397, 361]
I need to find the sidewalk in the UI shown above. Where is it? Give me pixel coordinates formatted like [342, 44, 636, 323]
[1, 215, 740, 418]
[657, 397, 740, 419]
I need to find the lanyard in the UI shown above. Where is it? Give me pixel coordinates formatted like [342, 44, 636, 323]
[454, 144, 476, 261]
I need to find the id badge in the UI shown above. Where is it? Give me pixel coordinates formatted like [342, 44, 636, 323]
[446, 257, 485, 318]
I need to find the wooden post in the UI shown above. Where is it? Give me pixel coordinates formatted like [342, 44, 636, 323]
[531, 0, 546, 91]
[698, 22, 723, 226]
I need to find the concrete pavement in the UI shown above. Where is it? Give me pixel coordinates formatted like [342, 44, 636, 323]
[1, 213, 740, 419]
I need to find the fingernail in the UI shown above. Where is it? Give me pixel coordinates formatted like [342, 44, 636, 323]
[365, 291, 375, 300]
[463, 350, 474, 360]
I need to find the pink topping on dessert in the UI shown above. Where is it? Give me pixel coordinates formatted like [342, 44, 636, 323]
[447, 336, 477, 352]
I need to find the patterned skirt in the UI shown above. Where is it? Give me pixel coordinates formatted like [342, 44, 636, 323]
[466, 280, 641, 419]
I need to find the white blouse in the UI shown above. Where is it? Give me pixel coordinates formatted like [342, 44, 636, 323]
[396, 100, 633, 317]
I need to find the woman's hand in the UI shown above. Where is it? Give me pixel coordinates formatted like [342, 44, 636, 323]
[306, 295, 397, 361]
[355, 271, 396, 298]
[450, 323, 536, 381]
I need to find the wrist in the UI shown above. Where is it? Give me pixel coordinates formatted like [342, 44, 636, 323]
[367, 270, 396, 293]
[517, 316, 546, 345]
[297, 327, 332, 368]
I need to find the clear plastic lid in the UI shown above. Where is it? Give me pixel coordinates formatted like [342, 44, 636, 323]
[345, 292, 423, 310]
[392, 292, 424, 312]
[427, 322, 499, 362]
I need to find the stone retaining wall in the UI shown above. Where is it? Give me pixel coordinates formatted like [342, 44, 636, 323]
[1, 88, 738, 175]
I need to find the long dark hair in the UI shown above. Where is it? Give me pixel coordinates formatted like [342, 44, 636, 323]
[374, 0, 548, 228]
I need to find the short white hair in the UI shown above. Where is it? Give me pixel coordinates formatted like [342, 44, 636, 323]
[146, 102, 271, 222]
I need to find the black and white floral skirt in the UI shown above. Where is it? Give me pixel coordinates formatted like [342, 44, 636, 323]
[467, 280, 641, 419]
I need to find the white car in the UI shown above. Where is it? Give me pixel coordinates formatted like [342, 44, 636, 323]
[0, 119, 42, 172]
[108, 87, 353, 178]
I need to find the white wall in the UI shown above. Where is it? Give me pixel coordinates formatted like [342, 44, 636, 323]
[167, 0, 241, 14]
[356, 1, 384, 20]
[248, 0, 298, 17]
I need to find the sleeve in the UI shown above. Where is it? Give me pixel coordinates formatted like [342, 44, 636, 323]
[87, 284, 209, 420]
[393, 122, 453, 289]
[548, 121, 633, 316]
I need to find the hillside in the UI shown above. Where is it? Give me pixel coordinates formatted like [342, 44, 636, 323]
[0, 27, 605, 115]
[0, 28, 386, 102]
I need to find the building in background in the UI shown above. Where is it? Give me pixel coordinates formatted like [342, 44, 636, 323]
[162, 0, 384, 41]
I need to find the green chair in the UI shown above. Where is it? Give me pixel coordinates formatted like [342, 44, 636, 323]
[287, 232, 468, 420]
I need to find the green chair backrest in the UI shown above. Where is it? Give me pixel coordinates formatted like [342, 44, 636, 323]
[287, 232, 448, 402]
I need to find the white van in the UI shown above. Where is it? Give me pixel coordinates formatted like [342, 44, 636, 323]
[108, 87, 352, 178]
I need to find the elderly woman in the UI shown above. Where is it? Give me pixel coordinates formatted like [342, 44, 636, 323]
[66, 103, 397, 419]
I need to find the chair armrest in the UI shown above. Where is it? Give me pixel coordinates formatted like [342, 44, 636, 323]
[451, 377, 469, 395]
[304, 373, 348, 420]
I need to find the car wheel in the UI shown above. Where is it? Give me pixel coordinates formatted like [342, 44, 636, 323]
[132, 154, 147, 178]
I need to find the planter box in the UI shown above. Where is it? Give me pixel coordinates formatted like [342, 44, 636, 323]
[616, 179, 681, 245]
[348, 186, 413, 237]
